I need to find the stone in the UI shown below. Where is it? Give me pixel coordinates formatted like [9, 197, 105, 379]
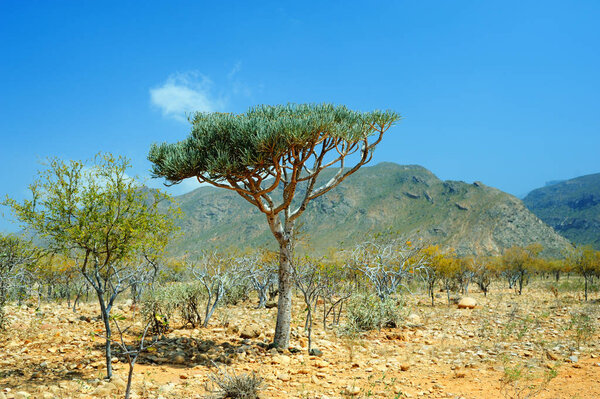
[407, 313, 421, 324]
[41, 393, 54, 399]
[91, 387, 112, 397]
[272, 355, 291, 366]
[277, 373, 291, 382]
[14, 392, 31, 399]
[343, 386, 361, 396]
[309, 348, 323, 357]
[457, 297, 477, 309]
[111, 375, 127, 390]
[569, 355, 578, 363]
[172, 353, 186, 364]
[240, 325, 261, 339]
[400, 363, 410, 371]
[158, 383, 175, 394]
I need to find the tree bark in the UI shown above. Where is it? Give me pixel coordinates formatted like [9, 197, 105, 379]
[97, 292, 113, 379]
[273, 239, 293, 348]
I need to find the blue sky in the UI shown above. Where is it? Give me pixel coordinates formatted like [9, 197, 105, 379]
[1, 1, 599, 232]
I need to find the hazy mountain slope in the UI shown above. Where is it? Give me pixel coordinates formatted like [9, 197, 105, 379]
[167, 162, 571, 257]
[523, 173, 600, 249]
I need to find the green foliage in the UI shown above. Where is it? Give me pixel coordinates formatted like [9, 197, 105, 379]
[149, 103, 400, 183]
[500, 358, 559, 399]
[565, 307, 597, 349]
[343, 293, 404, 333]
[142, 282, 205, 331]
[222, 282, 250, 306]
[5, 154, 179, 267]
[523, 172, 600, 249]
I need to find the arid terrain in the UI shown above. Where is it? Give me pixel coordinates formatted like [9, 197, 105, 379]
[1, 280, 599, 399]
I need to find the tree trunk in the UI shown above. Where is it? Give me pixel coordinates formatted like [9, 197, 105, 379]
[273, 240, 293, 348]
[97, 292, 113, 379]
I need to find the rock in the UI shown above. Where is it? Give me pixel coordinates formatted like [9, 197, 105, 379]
[457, 297, 477, 309]
[343, 386, 361, 396]
[272, 355, 291, 366]
[158, 383, 175, 394]
[111, 375, 127, 390]
[277, 373, 291, 382]
[309, 348, 323, 357]
[240, 325, 261, 339]
[172, 353, 186, 364]
[569, 355, 578, 363]
[91, 387, 112, 397]
[400, 363, 410, 371]
[14, 392, 31, 399]
[0, 392, 6, 399]
[407, 313, 421, 324]
[41, 393, 54, 399]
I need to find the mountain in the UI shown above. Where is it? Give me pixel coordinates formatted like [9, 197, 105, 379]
[523, 173, 600, 249]
[167, 162, 571, 257]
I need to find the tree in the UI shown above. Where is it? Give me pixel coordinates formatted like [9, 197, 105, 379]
[352, 236, 425, 301]
[148, 103, 400, 348]
[5, 154, 179, 378]
[0, 234, 39, 329]
[501, 244, 542, 295]
[567, 246, 600, 301]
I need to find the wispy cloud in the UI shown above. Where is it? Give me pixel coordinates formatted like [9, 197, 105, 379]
[150, 71, 226, 122]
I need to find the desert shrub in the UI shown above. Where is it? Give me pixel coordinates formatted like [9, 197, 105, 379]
[207, 369, 263, 399]
[223, 281, 250, 306]
[565, 307, 597, 349]
[142, 281, 205, 332]
[141, 286, 176, 334]
[343, 293, 404, 333]
[175, 282, 205, 327]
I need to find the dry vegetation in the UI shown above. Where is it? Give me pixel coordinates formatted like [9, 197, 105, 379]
[1, 276, 599, 399]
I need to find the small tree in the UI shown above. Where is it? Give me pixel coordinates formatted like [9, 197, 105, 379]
[0, 234, 39, 329]
[501, 244, 542, 295]
[242, 250, 278, 309]
[5, 154, 179, 378]
[473, 256, 498, 297]
[148, 103, 400, 348]
[292, 256, 325, 353]
[567, 246, 600, 301]
[352, 236, 425, 301]
[190, 252, 243, 327]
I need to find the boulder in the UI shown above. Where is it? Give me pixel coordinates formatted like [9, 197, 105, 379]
[239, 325, 261, 339]
[457, 297, 477, 309]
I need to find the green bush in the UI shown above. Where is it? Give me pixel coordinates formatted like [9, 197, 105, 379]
[343, 293, 404, 333]
[142, 282, 206, 331]
[223, 282, 250, 306]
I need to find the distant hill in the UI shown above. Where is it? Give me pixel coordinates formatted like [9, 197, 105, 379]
[167, 162, 571, 257]
[523, 173, 600, 249]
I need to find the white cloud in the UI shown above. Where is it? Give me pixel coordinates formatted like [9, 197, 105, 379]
[150, 72, 226, 122]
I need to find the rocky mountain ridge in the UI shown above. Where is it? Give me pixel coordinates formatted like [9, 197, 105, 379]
[167, 162, 571, 257]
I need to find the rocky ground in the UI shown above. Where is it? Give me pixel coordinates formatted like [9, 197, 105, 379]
[1, 280, 599, 399]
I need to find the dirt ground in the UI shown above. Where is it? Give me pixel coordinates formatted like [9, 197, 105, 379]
[1, 281, 599, 399]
